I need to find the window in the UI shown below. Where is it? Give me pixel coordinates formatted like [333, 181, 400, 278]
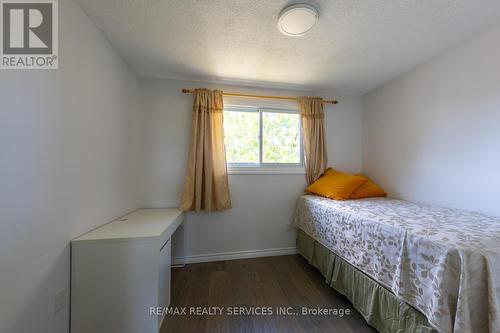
[223, 106, 304, 174]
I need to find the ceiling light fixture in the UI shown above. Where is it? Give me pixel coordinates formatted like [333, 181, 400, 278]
[277, 4, 319, 36]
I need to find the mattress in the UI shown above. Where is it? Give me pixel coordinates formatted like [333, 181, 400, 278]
[292, 195, 500, 333]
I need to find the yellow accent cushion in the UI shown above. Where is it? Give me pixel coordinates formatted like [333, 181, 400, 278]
[349, 175, 386, 199]
[306, 169, 367, 200]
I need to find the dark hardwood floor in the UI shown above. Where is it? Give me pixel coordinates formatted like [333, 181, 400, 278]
[160, 255, 376, 333]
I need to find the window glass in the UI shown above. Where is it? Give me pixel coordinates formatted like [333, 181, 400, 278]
[223, 107, 303, 168]
[262, 112, 301, 164]
[223, 110, 259, 164]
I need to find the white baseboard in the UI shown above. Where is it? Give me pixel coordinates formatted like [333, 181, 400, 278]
[172, 247, 297, 265]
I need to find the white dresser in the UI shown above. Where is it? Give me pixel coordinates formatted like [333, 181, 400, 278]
[71, 209, 184, 333]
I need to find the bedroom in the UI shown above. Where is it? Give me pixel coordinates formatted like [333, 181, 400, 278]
[0, 0, 499, 332]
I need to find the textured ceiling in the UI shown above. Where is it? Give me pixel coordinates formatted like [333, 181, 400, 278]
[74, 0, 500, 94]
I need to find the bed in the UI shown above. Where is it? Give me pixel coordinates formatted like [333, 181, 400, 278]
[293, 195, 500, 333]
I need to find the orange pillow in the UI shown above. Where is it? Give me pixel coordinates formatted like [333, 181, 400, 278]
[349, 175, 386, 199]
[306, 169, 367, 200]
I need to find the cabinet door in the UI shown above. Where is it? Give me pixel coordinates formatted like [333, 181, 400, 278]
[158, 238, 171, 328]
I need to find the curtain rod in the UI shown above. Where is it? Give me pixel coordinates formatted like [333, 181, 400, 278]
[181, 89, 338, 105]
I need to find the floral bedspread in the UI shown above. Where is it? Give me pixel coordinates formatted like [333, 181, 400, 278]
[293, 195, 500, 333]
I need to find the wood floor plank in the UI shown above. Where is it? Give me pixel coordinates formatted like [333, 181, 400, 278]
[160, 255, 377, 333]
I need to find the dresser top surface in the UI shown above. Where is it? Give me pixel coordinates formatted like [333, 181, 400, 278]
[72, 208, 184, 243]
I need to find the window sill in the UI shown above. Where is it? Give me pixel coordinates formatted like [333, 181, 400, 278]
[228, 167, 305, 175]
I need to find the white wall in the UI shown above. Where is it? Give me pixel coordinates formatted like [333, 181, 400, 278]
[0, 1, 139, 332]
[139, 78, 362, 260]
[362, 24, 500, 216]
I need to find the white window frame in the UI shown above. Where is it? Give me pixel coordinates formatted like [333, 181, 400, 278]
[224, 105, 305, 175]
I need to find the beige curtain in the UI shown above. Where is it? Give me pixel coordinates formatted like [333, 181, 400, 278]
[180, 89, 232, 212]
[299, 96, 328, 185]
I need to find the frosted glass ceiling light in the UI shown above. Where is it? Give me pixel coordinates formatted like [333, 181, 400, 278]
[278, 4, 319, 36]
